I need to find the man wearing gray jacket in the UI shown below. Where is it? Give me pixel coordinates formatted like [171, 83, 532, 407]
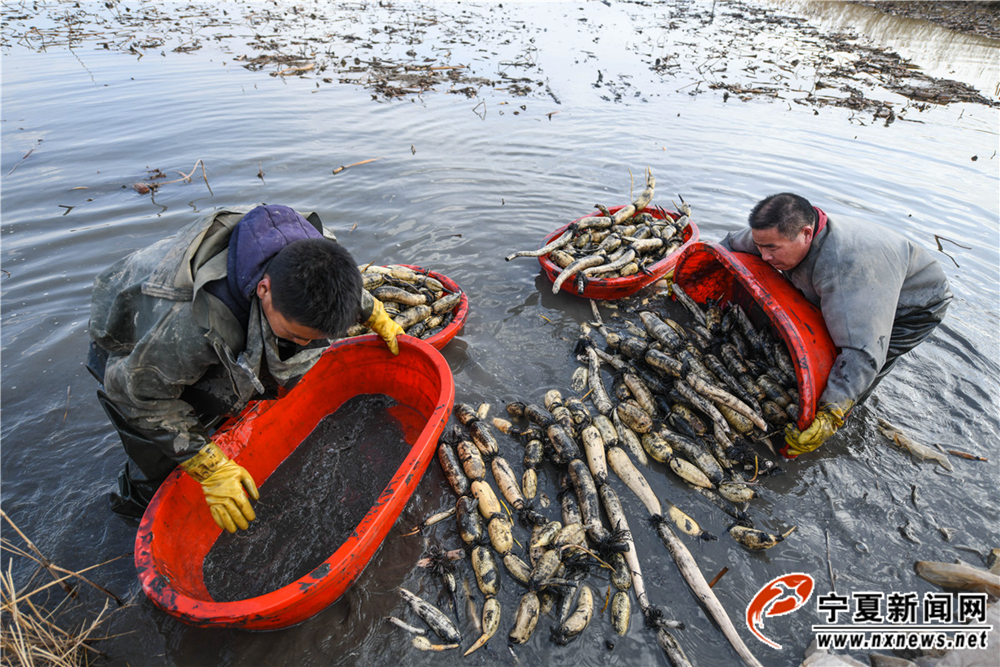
[88, 204, 403, 529]
[720, 193, 952, 459]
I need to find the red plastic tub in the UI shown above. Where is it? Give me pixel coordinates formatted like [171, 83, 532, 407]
[538, 205, 700, 300]
[134, 335, 455, 630]
[671, 242, 837, 430]
[398, 265, 468, 350]
[357, 265, 468, 350]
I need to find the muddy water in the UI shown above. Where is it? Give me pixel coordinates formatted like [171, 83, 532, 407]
[203, 394, 407, 603]
[1, 2, 997, 667]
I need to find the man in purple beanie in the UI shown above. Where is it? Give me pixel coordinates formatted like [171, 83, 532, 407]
[87, 204, 403, 531]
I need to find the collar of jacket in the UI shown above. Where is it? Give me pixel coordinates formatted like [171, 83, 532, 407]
[141, 205, 258, 302]
[813, 206, 828, 235]
[138, 204, 324, 352]
[140, 205, 326, 302]
[794, 207, 830, 275]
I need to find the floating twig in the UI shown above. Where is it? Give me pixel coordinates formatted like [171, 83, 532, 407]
[1, 513, 130, 667]
[707, 566, 729, 588]
[332, 157, 383, 175]
[7, 147, 36, 176]
[947, 448, 988, 462]
[275, 63, 315, 76]
[405, 64, 466, 72]
[472, 99, 486, 120]
[934, 234, 971, 268]
[1, 511, 125, 605]
[133, 159, 211, 196]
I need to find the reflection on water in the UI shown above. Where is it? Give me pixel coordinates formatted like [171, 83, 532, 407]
[1, 2, 998, 667]
[776, 0, 1000, 100]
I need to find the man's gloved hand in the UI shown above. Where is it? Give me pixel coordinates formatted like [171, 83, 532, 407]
[781, 400, 854, 459]
[365, 298, 404, 355]
[180, 441, 259, 533]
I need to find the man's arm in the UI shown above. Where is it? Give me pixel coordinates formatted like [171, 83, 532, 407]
[782, 247, 906, 457]
[813, 250, 904, 408]
[102, 302, 261, 532]
[719, 227, 760, 255]
[102, 302, 221, 462]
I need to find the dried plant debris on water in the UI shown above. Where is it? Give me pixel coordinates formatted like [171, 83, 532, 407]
[5, 2, 993, 121]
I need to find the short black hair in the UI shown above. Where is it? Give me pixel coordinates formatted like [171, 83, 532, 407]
[265, 238, 362, 338]
[749, 193, 817, 238]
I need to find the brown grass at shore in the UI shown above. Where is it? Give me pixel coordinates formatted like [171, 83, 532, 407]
[1, 511, 128, 667]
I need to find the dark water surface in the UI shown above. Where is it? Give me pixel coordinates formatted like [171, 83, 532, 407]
[203, 394, 407, 603]
[2, 2, 997, 667]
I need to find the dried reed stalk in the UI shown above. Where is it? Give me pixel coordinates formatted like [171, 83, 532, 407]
[1, 511, 127, 667]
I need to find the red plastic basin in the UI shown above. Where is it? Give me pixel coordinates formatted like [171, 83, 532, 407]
[671, 242, 837, 430]
[134, 335, 455, 630]
[357, 265, 468, 350]
[538, 205, 700, 300]
[397, 265, 468, 350]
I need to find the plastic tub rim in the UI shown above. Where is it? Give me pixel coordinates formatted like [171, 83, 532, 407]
[672, 241, 838, 431]
[134, 334, 455, 629]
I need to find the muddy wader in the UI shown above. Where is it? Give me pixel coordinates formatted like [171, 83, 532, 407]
[87, 343, 234, 517]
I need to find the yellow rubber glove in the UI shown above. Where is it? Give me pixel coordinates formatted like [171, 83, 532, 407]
[365, 298, 404, 355]
[782, 400, 853, 458]
[180, 442, 259, 533]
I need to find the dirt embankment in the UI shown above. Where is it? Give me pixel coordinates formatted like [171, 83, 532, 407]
[850, 1, 1000, 40]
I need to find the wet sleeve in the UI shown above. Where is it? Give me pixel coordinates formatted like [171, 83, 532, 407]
[719, 228, 760, 255]
[813, 248, 907, 408]
[102, 303, 220, 462]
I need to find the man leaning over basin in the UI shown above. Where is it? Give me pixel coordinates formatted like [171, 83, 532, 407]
[87, 204, 405, 531]
[719, 193, 952, 459]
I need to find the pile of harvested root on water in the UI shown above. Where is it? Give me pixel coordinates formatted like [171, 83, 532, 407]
[388, 282, 811, 665]
[346, 264, 464, 341]
[504, 169, 692, 295]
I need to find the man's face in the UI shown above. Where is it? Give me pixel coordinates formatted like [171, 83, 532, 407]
[256, 276, 326, 346]
[751, 225, 814, 271]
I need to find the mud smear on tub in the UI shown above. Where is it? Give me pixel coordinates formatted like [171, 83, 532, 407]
[202, 393, 409, 603]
